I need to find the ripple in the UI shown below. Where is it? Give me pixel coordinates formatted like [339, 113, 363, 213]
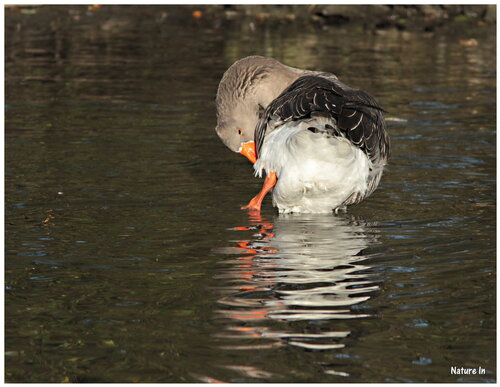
[324, 369, 350, 377]
[406, 319, 430, 329]
[412, 356, 433, 366]
[214, 213, 380, 353]
[289, 341, 345, 350]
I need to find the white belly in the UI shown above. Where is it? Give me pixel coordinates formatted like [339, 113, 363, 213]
[254, 120, 372, 213]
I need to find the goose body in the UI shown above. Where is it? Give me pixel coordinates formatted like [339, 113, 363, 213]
[255, 118, 372, 213]
[215, 56, 390, 213]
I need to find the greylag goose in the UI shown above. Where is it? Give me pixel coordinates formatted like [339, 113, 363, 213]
[215, 56, 390, 213]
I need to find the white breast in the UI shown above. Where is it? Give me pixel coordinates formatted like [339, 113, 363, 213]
[254, 119, 372, 213]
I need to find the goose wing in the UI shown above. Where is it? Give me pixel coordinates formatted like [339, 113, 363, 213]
[254, 75, 390, 165]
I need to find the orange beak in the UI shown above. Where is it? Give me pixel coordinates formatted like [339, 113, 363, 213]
[239, 141, 257, 164]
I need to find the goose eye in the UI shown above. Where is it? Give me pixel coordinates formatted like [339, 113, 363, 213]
[237, 128, 242, 135]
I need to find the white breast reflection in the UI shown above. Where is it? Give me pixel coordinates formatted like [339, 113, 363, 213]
[214, 212, 380, 354]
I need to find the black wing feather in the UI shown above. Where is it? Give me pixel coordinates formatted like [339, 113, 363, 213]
[255, 75, 390, 165]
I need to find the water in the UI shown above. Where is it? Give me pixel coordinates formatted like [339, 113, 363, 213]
[5, 5, 496, 383]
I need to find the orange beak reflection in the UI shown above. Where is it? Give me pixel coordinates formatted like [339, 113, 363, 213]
[239, 141, 257, 164]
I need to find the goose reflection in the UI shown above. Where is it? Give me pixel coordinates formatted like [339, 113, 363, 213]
[214, 212, 380, 353]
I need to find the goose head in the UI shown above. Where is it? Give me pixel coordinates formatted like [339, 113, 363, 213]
[215, 56, 307, 162]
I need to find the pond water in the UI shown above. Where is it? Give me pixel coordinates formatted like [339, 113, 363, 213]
[5, 5, 496, 383]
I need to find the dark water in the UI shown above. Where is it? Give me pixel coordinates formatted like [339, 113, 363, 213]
[5, 5, 496, 383]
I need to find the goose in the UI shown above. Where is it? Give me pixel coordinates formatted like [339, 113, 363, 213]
[215, 56, 390, 214]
